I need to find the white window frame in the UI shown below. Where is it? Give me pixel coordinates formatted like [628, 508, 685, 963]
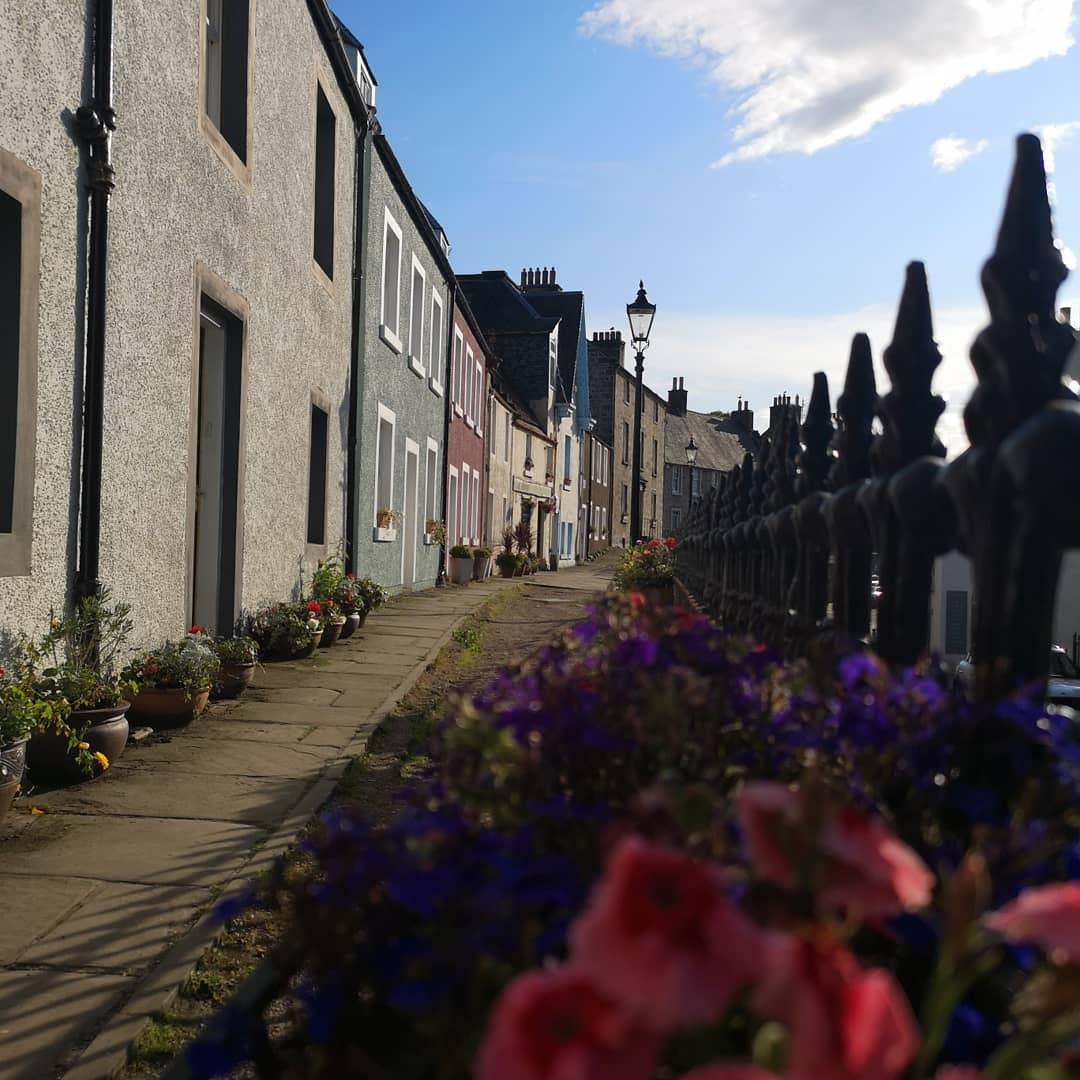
[460, 463, 470, 544]
[407, 254, 426, 377]
[563, 434, 572, 485]
[428, 290, 444, 395]
[400, 437, 421, 583]
[464, 345, 475, 426]
[447, 464, 459, 556]
[452, 327, 464, 416]
[379, 207, 403, 353]
[423, 437, 439, 543]
[373, 402, 397, 538]
[601, 506, 607, 538]
[503, 406, 511, 462]
[475, 357, 484, 435]
[489, 397, 496, 455]
[471, 471, 480, 541]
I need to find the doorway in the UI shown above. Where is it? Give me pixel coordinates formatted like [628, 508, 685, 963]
[402, 440, 419, 587]
[192, 297, 243, 635]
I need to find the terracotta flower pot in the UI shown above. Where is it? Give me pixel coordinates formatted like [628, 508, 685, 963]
[29, 703, 130, 783]
[218, 663, 256, 699]
[127, 687, 210, 729]
[319, 618, 346, 647]
[338, 611, 362, 640]
[0, 737, 29, 825]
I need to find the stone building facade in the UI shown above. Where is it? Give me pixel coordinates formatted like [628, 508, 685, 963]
[663, 379, 757, 534]
[353, 133, 451, 592]
[586, 330, 667, 547]
[1, 0, 368, 643]
[580, 433, 613, 557]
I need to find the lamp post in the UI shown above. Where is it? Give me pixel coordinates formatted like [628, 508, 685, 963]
[685, 436, 698, 512]
[626, 281, 655, 543]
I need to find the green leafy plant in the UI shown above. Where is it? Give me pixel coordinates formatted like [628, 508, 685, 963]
[427, 519, 447, 547]
[613, 537, 677, 590]
[24, 590, 137, 711]
[495, 551, 521, 572]
[376, 508, 401, 529]
[124, 633, 221, 697]
[449, 544, 473, 559]
[310, 553, 346, 605]
[501, 526, 515, 556]
[351, 577, 388, 614]
[472, 546, 493, 559]
[214, 636, 258, 667]
[0, 663, 61, 746]
[245, 604, 311, 660]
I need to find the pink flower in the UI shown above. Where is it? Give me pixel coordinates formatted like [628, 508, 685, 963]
[569, 836, 773, 1031]
[754, 937, 920, 1080]
[474, 968, 659, 1080]
[985, 882, 1080, 964]
[737, 782, 934, 921]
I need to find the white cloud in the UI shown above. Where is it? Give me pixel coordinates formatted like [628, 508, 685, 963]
[579, 0, 1076, 165]
[1034, 120, 1080, 171]
[593, 296, 1080, 460]
[930, 135, 989, 172]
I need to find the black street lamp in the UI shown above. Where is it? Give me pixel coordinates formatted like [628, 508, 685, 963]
[626, 281, 655, 543]
[685, 436, 698, 508]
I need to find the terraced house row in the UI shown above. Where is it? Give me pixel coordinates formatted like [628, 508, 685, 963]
[0, 0, 672, 647]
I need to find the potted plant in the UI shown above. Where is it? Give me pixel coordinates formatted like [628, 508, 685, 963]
[317, 599, 347, 647]
[449, 545, 474, 585]
[24, 591, 137, 783]
[247, 603, 313, 660]
[375, 508, 400, 540]
[124, 630, 221, 728]
[351, 577, 388, 628]
[0, 663, 58, 823]
[335, 575, 362, 639]
[613, 536, 678, 606]
[304, 601, 325, 650]
[495, 552, 520, 579]
[513, 521, 534, 559]
[213, 635, 259, 698]
[472, 546, 493, 581]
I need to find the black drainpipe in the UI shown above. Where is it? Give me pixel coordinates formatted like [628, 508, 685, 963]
[73, 0, 117, 602]
[437, 287, 456, 586]
[344, 119, 369, 574]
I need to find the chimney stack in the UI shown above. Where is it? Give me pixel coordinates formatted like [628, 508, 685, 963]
[732, 396, 755, 434]
[667, 376, 688, 417]
[520, 266, 560, 292]
[1062, 306, 1074, 328]
[587, 327, 625, 371]
[769, 392, 803, 436]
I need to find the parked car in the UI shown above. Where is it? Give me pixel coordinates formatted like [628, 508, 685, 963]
[953, 645, 1080, 706]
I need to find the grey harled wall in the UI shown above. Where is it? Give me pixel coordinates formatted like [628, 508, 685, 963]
[353, 140, 447, 591]
[1, 0, 359, 646]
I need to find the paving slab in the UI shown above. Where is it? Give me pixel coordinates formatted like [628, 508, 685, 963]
[183, 717, 356, 749]
[242, 685, 341, 705]
[244, 667, 396, 692]
[0, 969, 132, 1080]
[18, 881, 212, 974]
[0, 876, 98, 965]
[225, 700, 379, 726]
[34, 769, 311, 826]
[114, 736, 338, 778]
[3, 815, 261, 887]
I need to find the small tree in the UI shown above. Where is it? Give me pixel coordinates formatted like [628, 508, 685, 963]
[513, 520, 534, 556]
[501, 526, 515, 556]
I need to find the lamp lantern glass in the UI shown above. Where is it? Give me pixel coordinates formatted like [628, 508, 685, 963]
[685, 436, 698, 466]
[626, 281, 656, 346]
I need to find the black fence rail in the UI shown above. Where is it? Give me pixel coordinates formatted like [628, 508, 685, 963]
[676, 133, 1080, 705]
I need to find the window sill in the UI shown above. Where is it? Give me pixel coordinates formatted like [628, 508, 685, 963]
[380, 324, 403, 354]
[465, 418, 475, 430]
[373, 527, 397, 543]
[429, 376, 444, 397]
[453, 405, 463, 418]
[407, 354, 425, 378]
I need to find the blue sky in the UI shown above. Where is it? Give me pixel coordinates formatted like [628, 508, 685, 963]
[336, 0, 1080, 452]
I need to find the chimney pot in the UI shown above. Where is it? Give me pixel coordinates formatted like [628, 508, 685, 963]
[1063, 306, 1073, 326]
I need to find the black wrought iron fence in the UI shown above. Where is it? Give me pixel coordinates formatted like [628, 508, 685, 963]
[676, 133, 1079, 706]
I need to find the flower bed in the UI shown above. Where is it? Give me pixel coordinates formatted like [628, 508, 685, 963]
[187, 596, 1080, 1079]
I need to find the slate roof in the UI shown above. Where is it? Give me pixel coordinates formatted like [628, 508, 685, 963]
[490, 366, 549, 439]
[520, 289, 583, 406]
[419, 200, 448, 251]
[457, 272, 559, 335]
[665, 410, 757, 473]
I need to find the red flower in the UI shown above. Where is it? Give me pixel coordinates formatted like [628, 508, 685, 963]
[664, 536, 676, 550]
[678, 1069, 778, 1080]
[306, 600, 322, 614]
[985, 882, 1080, 964]
[646, 539, 662, 552]
[143, 656, 159, 675]
[737, 782, 933, 921]
[753, 937, 919, 1080]
[475, 968, 659, 1080]
[190, 624, 205, 634]
[569, 836, 775, 1031]
[628, 592, 646, 610]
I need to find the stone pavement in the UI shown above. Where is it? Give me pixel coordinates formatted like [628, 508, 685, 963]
[0, 567, 609, 1080]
